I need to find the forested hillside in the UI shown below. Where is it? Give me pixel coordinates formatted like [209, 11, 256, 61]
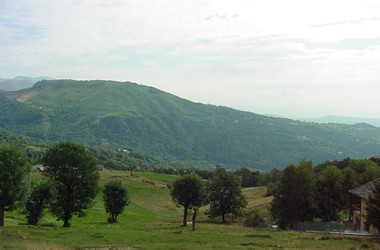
[1, 79, 380, 170]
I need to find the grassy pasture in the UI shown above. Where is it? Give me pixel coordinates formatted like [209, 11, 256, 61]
[1, 170, 379, 249]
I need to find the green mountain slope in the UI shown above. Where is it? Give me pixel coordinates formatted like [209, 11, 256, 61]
[1, 79, 380, 170]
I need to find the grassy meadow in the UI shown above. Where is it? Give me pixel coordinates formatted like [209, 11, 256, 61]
[1, 170, 379, 249]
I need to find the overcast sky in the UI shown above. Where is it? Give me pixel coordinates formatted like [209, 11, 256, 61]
[1, 0, 380, 118]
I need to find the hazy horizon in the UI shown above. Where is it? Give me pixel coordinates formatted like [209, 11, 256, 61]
[1, 1, 380, 119]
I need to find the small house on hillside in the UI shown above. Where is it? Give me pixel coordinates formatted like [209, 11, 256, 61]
[32, 164, 46, 174]
[349, 180, 380, 235]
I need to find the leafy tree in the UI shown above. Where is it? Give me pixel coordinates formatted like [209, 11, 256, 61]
[25, 181, 52, 225]
[207, 168, 247, 223]
[0, 145, 29, 226]
[370, 156, 380, 166]
[271, 160, 316, 229]
[129, 162, 138, 176]
[170, 172, 207, 226]
[347, 159, 379, 184]
[234, 167, 264, 187]
[341, 167, 359, 208]
[368, 181, 380, 229]
[361, 163, 380, 184]
[104, 181, 130, 223]
[235, 167, 254, 187]
[245, 210, 265, 227]
[42, 142, 99, 227]
[315, 165, 345, 221]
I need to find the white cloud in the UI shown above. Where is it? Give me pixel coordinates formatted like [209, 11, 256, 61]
[1, 0, 380, 117]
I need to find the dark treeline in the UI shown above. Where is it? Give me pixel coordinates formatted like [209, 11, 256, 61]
[152, 165, 279, 188]
[270, 156, 380, 229]
[151, 156, 380, 187]
[152, 156, 380, 190]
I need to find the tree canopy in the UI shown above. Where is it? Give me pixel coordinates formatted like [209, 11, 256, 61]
[170, 172, 207, 226]
[271, 160, 315, 229]
[315, 165, 345, 221]
[25, 181, 52, 225]
[0, 144, 30, 226]
[104, 181, 130, 223]
[207, 168, 247, 223]
[42, 141, 99, 227]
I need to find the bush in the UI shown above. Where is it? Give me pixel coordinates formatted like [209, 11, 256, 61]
[245, 210, 266, 228]
[25, 182, 52, 225]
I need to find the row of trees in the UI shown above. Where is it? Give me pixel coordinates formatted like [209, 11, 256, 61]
[154, 165, 274, 187]
[170, 168, 247, 228]
[270, 158, 380, 229]
[0, 142, 130, 227]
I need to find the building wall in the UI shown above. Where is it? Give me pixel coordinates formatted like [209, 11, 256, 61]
[359, 198, 380, 235]
[360, 199, 369, 232]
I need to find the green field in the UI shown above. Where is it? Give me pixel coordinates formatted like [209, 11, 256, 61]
[1, 170, 379, 249]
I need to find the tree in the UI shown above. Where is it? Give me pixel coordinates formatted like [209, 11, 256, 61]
[368, 181, 380, 229]
[129, 162, 138, 176]
[235, 167, 254, 187]
[315, 165, 345, 221]
[341, 167, 359, 208]
[42, 142, 99, 227]
[348, 159, 379, 184]
[104, 181, 130, 223]
[361, 163, 380, 184]
[271, 160, 316, 229]
[0, 145, 30, 226]
[25, 181, 52, 225]
[234, 167, 262, 187]
[170, 173, 207, 226]
[207, 168, 247, 223]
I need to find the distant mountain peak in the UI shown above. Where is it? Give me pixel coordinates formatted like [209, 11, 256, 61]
[302, 115, 380, 128]
[0, 76, 55, 91]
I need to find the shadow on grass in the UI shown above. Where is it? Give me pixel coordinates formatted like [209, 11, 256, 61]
[88, 221, 109, 225]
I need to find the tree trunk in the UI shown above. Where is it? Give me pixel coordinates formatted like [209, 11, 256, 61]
[192, 208, 198, 231]
[63, 211, 70, 227]
[0, 205, 4, 226]
[222, 213, 225, 223]
[183, 205, 188, 226]
[63, 217, 70, 227]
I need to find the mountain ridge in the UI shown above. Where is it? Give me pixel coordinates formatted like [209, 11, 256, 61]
[303, 115, 380, 127]
[1, 79, 380, 170]
[0, 76, 54, 91]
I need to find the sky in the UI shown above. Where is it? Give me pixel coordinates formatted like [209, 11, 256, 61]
[1, 0, 380, 118]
